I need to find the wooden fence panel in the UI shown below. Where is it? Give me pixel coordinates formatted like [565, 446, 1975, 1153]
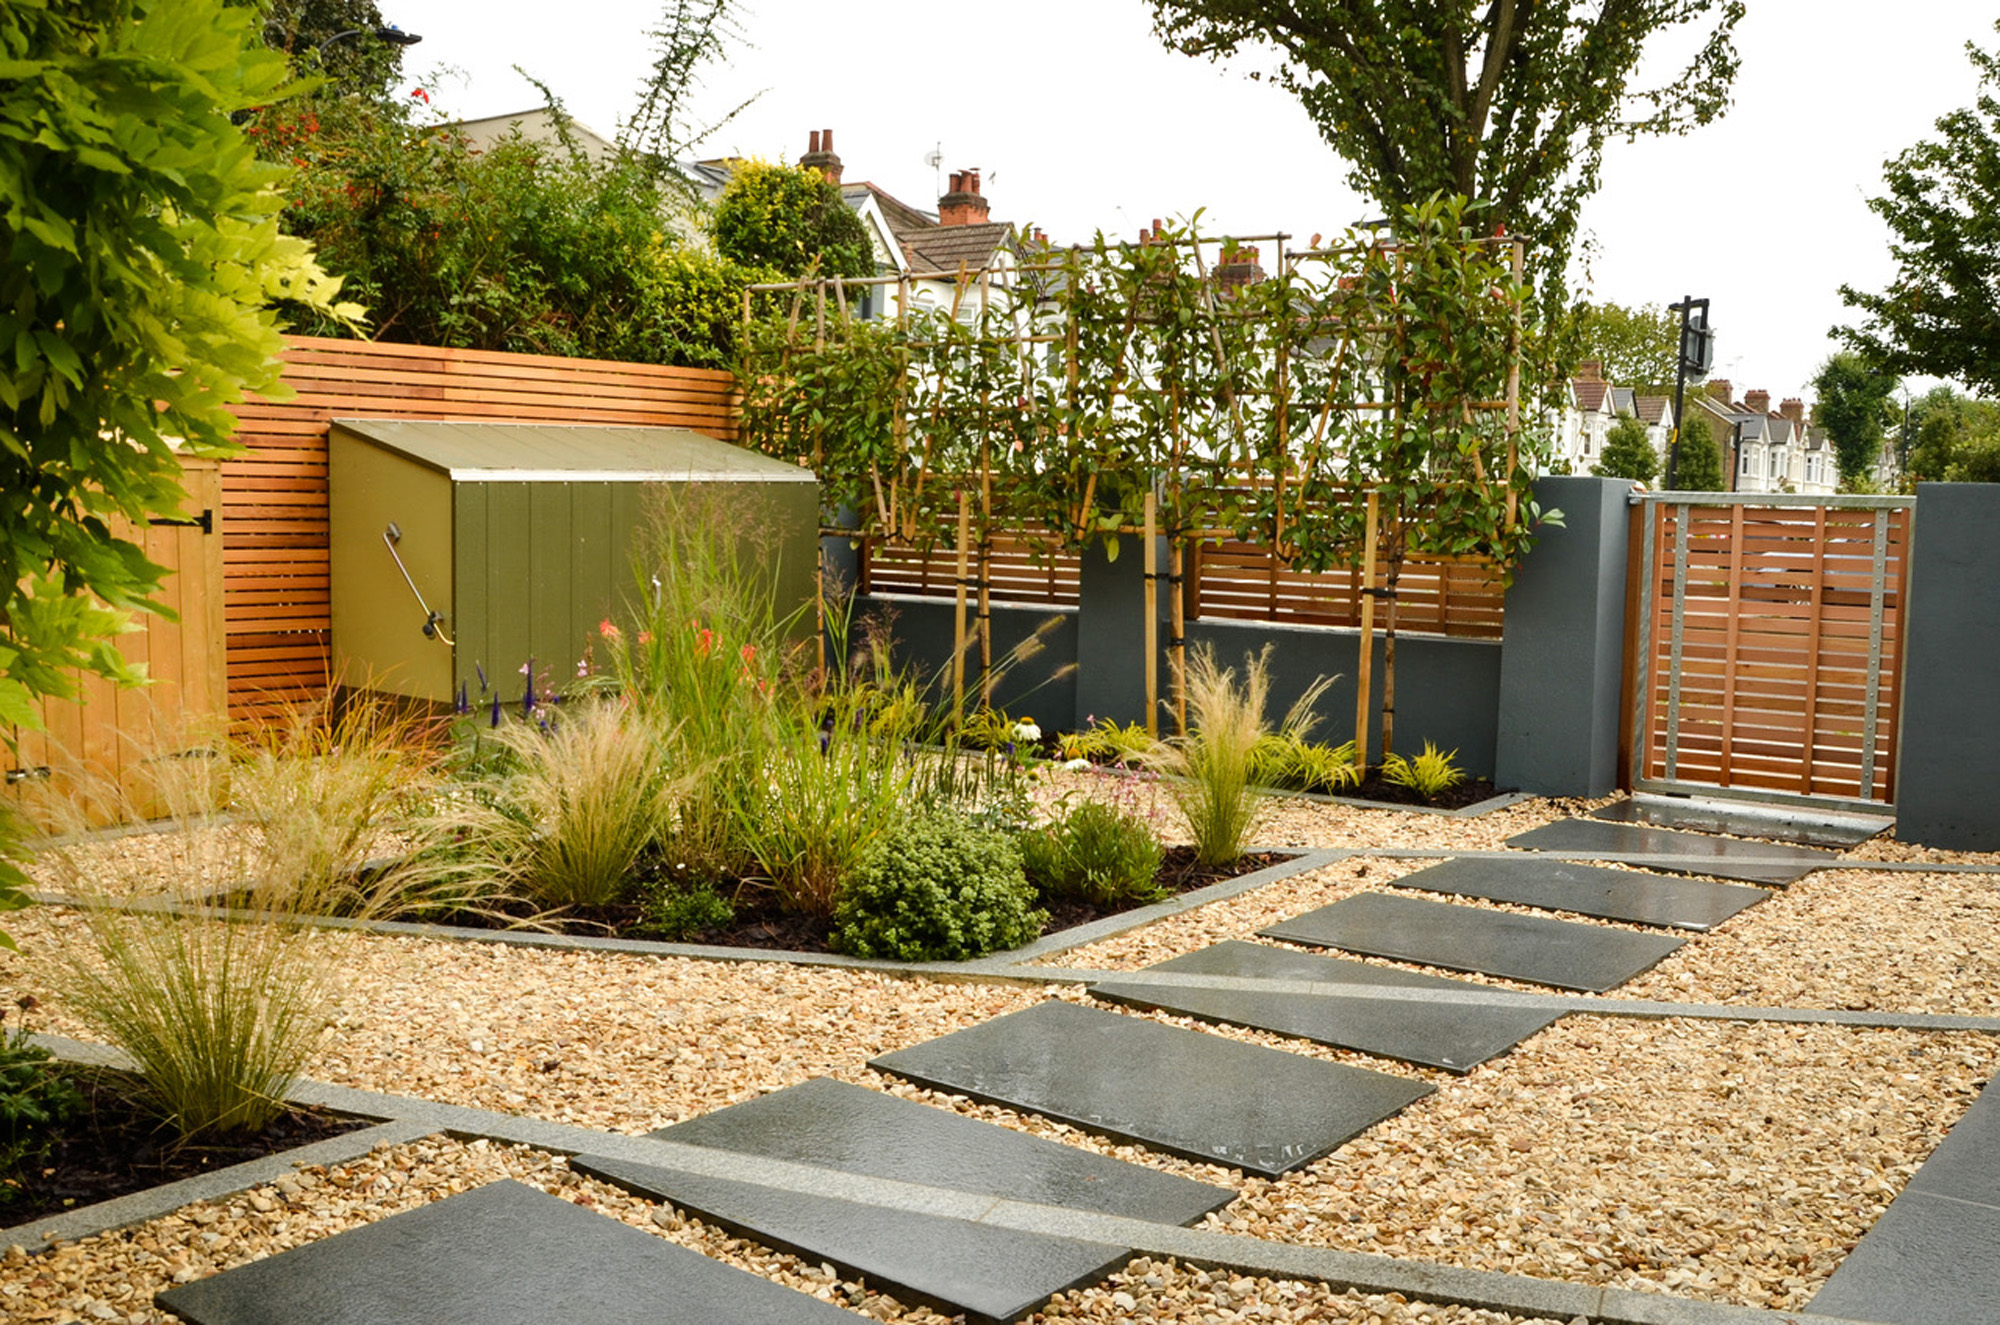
[4, 460, 227, 827]
[223, 337, 740, 721]
[1191, 540, 1505, 639]
[860, 531, 1081, 607]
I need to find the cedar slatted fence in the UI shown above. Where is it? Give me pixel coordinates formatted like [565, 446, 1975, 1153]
[1635, 499, 1910, 803]
[224, 337, 738, 720]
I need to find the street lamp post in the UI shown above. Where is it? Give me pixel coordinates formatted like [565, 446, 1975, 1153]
[1665, 296, 1713, 490]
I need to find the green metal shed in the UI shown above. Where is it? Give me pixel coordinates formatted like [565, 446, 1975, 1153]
[328, 419, 819, 705]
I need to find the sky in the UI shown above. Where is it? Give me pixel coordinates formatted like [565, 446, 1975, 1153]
[384, 0, 1997, 403]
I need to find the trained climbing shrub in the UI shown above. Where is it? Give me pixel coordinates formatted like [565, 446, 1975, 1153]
[831, 815, 1045, 962]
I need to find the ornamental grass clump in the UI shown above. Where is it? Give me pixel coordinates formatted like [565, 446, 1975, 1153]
[466, 699, 677, 911]
[1018, 796, 1165, 907]
[1145, 644, 1333, 867]
[1381, 740, 1468, 800]
[1250, 731, 1363, 794]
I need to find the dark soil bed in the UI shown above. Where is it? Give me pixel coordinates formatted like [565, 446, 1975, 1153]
[1, 1069, 369, 1230]
[1320, 773, 1508, 811]
[420, 846, 1289, 955]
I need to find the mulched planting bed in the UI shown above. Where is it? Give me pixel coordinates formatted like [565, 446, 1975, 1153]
[408, 847, 1288, 955]
[1, 1069, 369, 1229]
[1326, 774, 1506, 811]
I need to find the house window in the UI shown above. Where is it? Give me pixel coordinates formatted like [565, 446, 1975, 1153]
[1740, 451, 1752, 475]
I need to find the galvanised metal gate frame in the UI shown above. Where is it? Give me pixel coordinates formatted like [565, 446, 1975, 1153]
[1628, 491, 1914, 814]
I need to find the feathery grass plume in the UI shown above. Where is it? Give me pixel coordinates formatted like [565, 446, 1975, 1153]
[470, 698, 676, 911]
[36, 699, 506, 1140]
[1145, 644, 1334, 866]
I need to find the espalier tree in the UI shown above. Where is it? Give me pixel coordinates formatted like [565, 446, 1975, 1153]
[0, 0, 361, 937]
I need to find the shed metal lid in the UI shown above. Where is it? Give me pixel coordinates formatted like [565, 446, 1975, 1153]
[330, 419, 816, 483]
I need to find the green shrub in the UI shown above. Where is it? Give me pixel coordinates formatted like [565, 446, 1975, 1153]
[1060, 717, 1156, 765]
[1381, 741, 1468, 799]
[831, 815, 1044, 962]
[1019, 800, 1166, 907]
[635, 877, 737, 941]
[0, 1007, 81, 1202]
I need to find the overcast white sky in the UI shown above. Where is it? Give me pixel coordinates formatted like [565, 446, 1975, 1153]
[387, 0, 1996, 402]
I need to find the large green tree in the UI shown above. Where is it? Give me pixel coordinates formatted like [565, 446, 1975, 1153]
[1838, 26, 2000, 395]
[1907, 386, 2000, 483]
[1671, 413, 1726, 491]
[1811, 351, 1899, 487]
[713, 160, 874, 282]
[0, 0, 357, 931]
[1147, 0, 1745, 309]
[251, 0, 412, 100]
[1593, 414, 1659, 483]
[1573, 301, 1679, 394]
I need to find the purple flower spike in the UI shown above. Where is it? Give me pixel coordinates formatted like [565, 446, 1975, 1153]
[490, 693, 502, 728]
[522, 658, 536, 715]
[456, 680, 469, 715]
[475, 662, 488, 692]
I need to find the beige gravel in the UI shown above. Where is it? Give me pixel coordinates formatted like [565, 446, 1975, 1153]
[6, 788, 2000, 1321]
[0, 1134, 1569, 1325]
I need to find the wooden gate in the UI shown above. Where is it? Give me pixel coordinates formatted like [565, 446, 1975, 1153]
[1627, 493, 1913, 811]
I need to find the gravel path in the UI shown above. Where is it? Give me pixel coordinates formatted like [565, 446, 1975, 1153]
[5, 792, 2000, 1322]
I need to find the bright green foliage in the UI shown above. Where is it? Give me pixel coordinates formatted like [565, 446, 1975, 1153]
[1670, 413, 1727, 491]
[1018, 799, 1166, 907]
[1147, 0, 1744, 310]
[0, 0, 358, 937]
[831, 814, 1044, 962]
[1839, 27, 2000, 396]
[1594, 415, 1660, 484]
[1573, 302, 1680, 394]
[0, 1012, 82, 1199]
[1380, 740, 1466, 799]
[1907, 386, 2000, 483]
[1811, 352, 1899, 487]
[1061, 718, 1157, 766]
[1250, 732, 1362, 794]
[713, 159, 874, 281]
[264, 97, 751, 368]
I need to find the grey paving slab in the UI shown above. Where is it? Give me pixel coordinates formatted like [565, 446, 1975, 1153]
[870, 1000, 1431, 1178]
[574, 1153, 1129, 1325]
[155, 1178, 856, 1325]
[1808, 1190, 2000, 1324]
[1389, 856, 1769, 931]
[1591, 796, 1890, 848]
[644, 1075, 1230, 1224]
[1258, 892, 1686, 993]
[1901, 1074, 2000, 1206]
[1503, 818, 1834, 885]
[1092, 940, 1562, 1073]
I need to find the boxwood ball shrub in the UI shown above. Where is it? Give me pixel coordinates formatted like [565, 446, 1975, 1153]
[832, 815, 1045, 962]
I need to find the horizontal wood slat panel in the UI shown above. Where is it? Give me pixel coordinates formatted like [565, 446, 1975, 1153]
[1195, 540, 1504, 639]
[222, 336, 742, 720]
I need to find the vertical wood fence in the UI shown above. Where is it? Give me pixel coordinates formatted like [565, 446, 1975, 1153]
[223, 337, 739, 721]
[4, 460, 227, 827]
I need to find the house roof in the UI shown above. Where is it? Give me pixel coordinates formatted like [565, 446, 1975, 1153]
[452, 107, 615, 162]
[845, 181, 937, 236]
[1634, 395, 1673, 426]
[1573, 378, 1610, 412]
[903, 221, 1015, 275]
[1610, 386, 1637, 416]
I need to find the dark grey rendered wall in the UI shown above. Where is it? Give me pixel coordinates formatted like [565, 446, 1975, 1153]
[1493, 476, 1636, 797]
[1895, 484, 2000, 850]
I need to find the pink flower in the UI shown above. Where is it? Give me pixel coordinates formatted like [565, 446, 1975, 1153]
[599, 618, 620, 639]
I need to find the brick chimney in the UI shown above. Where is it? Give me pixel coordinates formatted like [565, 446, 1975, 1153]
[1745, 388, 1771, 415]
[1780, 397, 1806, 428]
[1577, 360, 1604, 381]
[1215, 245, 1265, 292]
[1706, 379, 1733, 403]
[799, 129, 842, 186]
[938, 169, 989, 226]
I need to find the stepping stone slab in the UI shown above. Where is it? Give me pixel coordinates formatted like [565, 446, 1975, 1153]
[871, 1000, 1431, 1177]
[573, 1153, 1129, 1325]
[1258, 892, 1684, 993]
[1591, 795, 1889, 848]
[1390, 856, 1768, 931]
[155, 1178, 857, 1325]
[644, 1076, 1230, 1225]
[1093, 940, 1562, 1074]
[1504, 818, 1833, 886]
[1807, 1192, 2000, 1325]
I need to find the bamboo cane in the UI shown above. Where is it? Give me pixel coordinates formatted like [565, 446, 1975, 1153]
[1144, 490, 1160, 738]
[1354, 490, 1379, 771]
[953, 489, 971, 712]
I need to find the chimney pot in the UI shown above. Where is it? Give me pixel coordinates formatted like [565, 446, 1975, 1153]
[808, 130, 821, 154]
[937, 167, 990, 227]
[799, 127, 843, 185]
[1746, 388, 1771, 415]
[1577, 360, 1603, 381]
[822, 129, 833, 151]
[1706, 379, 1733, 403]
